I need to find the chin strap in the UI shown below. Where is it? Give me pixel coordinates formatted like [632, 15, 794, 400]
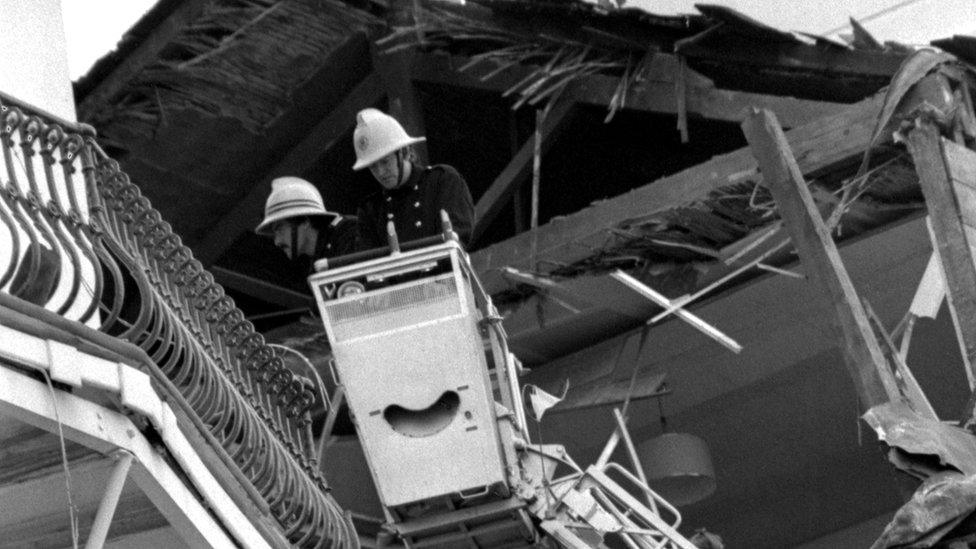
[290, 222, 300, 260]
[395, 149, 407, 187]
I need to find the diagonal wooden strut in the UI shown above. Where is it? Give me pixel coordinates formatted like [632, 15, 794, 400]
[903, 112, 976, 423]
[742, 107, 899, 411]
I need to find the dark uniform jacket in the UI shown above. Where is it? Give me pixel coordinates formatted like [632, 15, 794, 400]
[289, 215, 360, 279]
[357, 164, 474, 249]
[314, 215, 359, 259]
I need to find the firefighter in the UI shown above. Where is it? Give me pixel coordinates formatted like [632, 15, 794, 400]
[352, 108, 474, 248]
[255, 176, 358, 275]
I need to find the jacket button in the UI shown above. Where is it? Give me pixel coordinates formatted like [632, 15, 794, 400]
[412, 185, 419, 191]
[387, 213, 394, 219]
[385, 196, 392, 202]
[415, 220, 422, 227]
[414, 201, 420, 208]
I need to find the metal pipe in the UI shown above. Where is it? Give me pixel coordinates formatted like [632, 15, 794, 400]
[84, 451, 134, 549]
[612, 408, 658, 514]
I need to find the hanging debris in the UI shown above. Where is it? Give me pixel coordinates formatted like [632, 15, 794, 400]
[79, 0, 383, 141]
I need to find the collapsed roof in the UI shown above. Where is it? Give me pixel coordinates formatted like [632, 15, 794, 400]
[71, 0, 976, 546]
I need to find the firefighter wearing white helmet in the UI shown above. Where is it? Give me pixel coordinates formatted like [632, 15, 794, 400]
[255, 176, 357, 273]
[352, 108, 474, 247]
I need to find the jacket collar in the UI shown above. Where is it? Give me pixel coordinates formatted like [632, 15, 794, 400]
[383, 164, 426, 197]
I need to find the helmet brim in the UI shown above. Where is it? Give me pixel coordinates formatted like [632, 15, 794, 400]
[255, 208, 339, 235]
[352, 136, 426, 171]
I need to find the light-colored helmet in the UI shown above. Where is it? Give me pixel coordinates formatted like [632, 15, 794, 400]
[255, 176, 336, 235]
[351, 108, 426, 171]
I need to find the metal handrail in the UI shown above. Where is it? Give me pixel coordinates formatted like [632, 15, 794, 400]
[0, 95, 357, 548]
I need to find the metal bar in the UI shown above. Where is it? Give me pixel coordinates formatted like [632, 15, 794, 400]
[84, 452, 134, 549]
[595, 429, 622, 470]
[584, 467, 697, 549]
[612, 409, 658, 514]
[650, 237, 790, 323]
[610, 270, 742, 353]
[317, 385, 345, 462]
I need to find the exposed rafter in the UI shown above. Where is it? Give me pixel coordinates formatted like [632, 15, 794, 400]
[194, 73, 384, 266]
[411, 52, 849, 127]
[469, 74, 947, 295]
[373, 0, 429, 163]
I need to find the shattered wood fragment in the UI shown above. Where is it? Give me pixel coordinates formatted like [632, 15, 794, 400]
[848, 17, 884, 52]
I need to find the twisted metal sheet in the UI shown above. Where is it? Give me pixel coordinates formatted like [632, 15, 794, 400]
[0, 98, 356, 549]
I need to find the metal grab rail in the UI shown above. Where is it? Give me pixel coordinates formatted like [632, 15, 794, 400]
[0, 95, 357, 549]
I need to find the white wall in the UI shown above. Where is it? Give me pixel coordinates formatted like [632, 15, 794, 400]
[0, 0, 76, 121]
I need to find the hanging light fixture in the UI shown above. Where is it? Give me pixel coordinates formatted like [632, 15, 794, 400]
[638, 393, 716, 506]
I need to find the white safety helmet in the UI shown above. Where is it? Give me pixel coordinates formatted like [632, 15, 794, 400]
[255, 176, 337, 235]
[351, 108, 426, 171]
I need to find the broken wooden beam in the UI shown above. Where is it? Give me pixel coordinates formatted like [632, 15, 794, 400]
[741, 107, 898, 410]
[373, 0, 428, 164]
[412, 52, 849, 128]
[471, 90, 882, 295]
[903, 116, 976, 392]
[471, 72, 950, 296]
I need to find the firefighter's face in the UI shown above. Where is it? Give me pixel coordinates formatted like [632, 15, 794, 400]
[273, 219, 315, 260]
[369, 153, 401, 190]
[272, 220, 296, 259]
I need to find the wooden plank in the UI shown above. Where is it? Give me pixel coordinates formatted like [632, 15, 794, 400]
[472, 97, 576, 243]
[954, 182, 976, 228]
[945, 138, 976, 187]
[413, 53, 848, 128]
[677, 37, 906, 79]
[76, 0, 212, 119]
[905, 119, 976, 388]
[964, 225, 976, 253]
[741, 108, 896, 410]
[193, 73, 384, 265]
[373, 0, 428, 164]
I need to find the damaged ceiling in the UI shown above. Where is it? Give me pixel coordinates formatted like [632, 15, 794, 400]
[71, 0, 976, 546]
